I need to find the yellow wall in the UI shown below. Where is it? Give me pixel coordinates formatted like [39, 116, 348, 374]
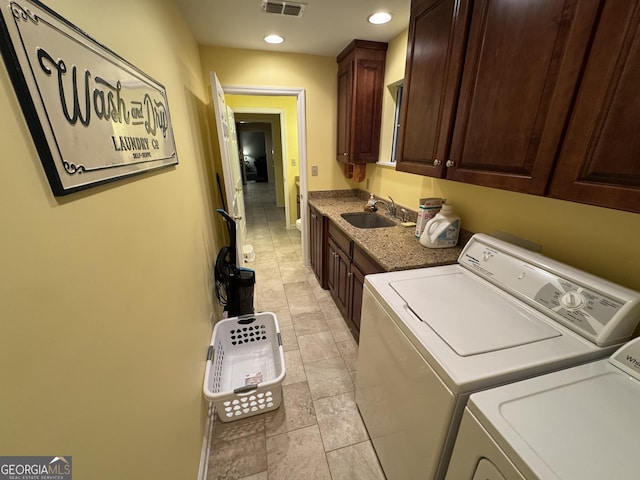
[0, 1, 219, 478]
[227, 96, 299, 226]
[379, 30, 409, 164]
[367, 31, 640, 293]
[198, 45, 354, 192]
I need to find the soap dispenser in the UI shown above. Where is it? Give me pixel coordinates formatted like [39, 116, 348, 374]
[365, 194, 377, 212]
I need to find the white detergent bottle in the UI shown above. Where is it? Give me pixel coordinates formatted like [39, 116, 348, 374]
[419, 204, 460, 248]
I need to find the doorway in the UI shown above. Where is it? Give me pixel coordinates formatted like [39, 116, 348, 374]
[235, 113, 285, 212]
[237, 124, 270, 183]
[222, 86, 309, 265]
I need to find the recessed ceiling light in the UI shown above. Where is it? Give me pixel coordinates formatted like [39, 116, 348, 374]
[264, 34, 285, 44]
[368, 11, 392, 25]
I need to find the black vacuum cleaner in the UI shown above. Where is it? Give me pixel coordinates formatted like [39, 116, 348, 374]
[214, 209, 255, 317]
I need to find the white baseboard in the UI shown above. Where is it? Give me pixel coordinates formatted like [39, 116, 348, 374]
[197, 403, 215, 480]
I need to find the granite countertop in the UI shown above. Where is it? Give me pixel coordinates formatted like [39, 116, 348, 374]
[308, 195, 470, 272]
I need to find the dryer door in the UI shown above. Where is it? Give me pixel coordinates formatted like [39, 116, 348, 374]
[473, 459, 507, 480]
[446, 408, 526, 480]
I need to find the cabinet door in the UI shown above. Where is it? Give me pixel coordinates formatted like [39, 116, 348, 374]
[309, 206, 326, 287]
[446, 0, 600, 194]
[548, 2, 640, 213]
[395, 0, 469, 177]
[337, 60, 353, 163]
[327, 238, 350, 319]
[349, 263, 365, 334]
[350, 246, 384, 334]
[352, 59, 386, 164]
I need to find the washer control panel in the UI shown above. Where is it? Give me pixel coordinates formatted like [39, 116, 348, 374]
[459, 234, 640, 346]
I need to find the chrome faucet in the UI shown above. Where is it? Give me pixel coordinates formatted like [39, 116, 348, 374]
[372, 196, 397, 218]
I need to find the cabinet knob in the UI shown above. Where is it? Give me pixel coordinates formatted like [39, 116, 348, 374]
[446, 160, 455, 168]
[433, 158, 441, 166]
[342, 152, 348, 156]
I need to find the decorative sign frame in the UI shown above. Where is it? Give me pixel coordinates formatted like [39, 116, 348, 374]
[0, 0, 178, 196]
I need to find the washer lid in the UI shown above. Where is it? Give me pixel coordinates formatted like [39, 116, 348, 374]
[390, 272, 560, 356]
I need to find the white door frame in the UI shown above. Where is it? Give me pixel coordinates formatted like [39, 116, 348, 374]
[222, 85, 309, 265]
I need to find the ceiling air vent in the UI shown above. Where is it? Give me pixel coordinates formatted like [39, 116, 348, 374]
[261, 1, 306, 18]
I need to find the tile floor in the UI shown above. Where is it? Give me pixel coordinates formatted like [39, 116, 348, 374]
[207, 182, 386, 480]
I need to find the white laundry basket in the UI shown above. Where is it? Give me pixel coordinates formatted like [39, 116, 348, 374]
[203, 312, 286, 422]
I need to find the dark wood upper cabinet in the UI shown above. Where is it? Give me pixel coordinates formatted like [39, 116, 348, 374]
[336, 40, 388, 167]
[446, 0, 599, 194]
[395, 0, 468, 177]
[397, 0, 640, 213]
[548, 2, 640, 213]
[398, 0, 601, 195]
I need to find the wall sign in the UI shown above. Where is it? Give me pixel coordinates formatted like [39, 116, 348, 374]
[0, 0, 178, 196]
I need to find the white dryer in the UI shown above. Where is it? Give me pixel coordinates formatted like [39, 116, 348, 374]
[355, 234, 640, 480]
[446, 337, 640, 480]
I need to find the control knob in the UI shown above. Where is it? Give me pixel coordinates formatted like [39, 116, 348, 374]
[561, 291, 586, 310]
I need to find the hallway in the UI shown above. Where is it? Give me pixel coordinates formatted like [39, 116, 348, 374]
[207, 182, 385, 480]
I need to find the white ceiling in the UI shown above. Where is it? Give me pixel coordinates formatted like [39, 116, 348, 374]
[175, 0, 410, 57]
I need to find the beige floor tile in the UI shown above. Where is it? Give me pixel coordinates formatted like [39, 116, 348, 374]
[326, 317, 353, 343]
[264, 381, 316, 437]
[311, 286, 332, 302]
[255, 277, 285, 295]
[297, 331, 340, 364]
[253, 266, 282, 282]
[252, 241, 275, 253]
[304, 356, 354, 400]
[283, 280, 314, 299]
[252, 249, 277, 263]
[208, 416, 266, 480]
[275, 247, 297, 264]
[278, 257, 305, 269]
[252, 243, 275, 254]
[280, 265, 311, 284]
[288, 294, 321, 316]
[282, 349, 305, 385]
[318, 297, 342, 320]
[266, 425, 332, 480]
[263, 306, 291, 327]
[257, 290, 288, 311]
[326, 441, 386, 480]
[291, 311, 329, 336]
[314, 392, 369, 452]
[237, 472, 267, 480]
[337, 337, 359, 372]
[279, 325, 299, 352]
[272, 240, 293, 250]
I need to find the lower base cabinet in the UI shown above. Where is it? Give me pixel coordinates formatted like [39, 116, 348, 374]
[327, 221, 383, 342]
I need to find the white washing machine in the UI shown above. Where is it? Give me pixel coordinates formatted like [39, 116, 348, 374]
[355, 234, 640, 480]
[446, 337, 640, 480]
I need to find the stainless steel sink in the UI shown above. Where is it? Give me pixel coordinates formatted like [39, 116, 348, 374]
[341, 212, 396, 229]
